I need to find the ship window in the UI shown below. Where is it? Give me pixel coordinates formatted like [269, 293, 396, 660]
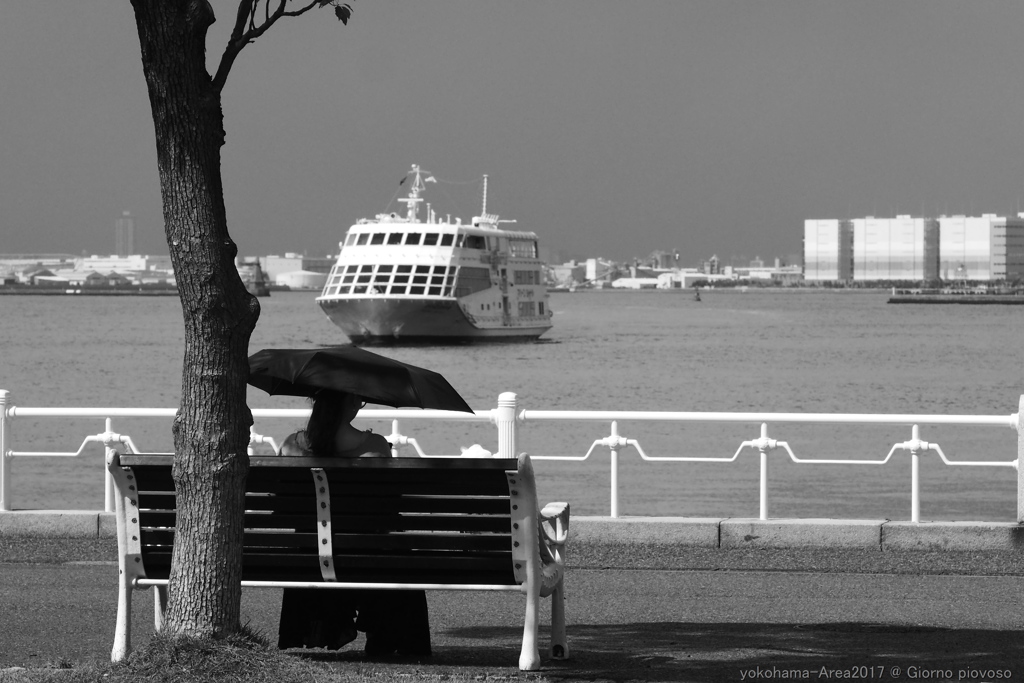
[464, 235, 486, 249]
[378, 265, 393, 273]
[440, 234, 454, 246]
[360, 264, 373, 272]
[374, 274, 390, 284]
[342, 275, 354, 284]
[393, 275, 409, 284]
[357, 275, 372, 283]
[433, 266, 447, 274]
[405, 233, 421, 245]
[413, 275, 428, 284]
[389, 285, 407, 295]
[455, 234, 465, 247]
[430, 276, 444, 285]
[514, 270, 540, 285]
[409, 286, 425, 295]
[370, 233, 386, 245]
[510, 239, 538, 258]
[518, 301, 536, 316]
[396, 265, 413, 273]
[387, 233, 403, 245]
[353, 285, 367, 294]
[454, 266, 492, 297]
[422, 233, 438, 246]
[345, 234, 357, 246]
[429, 287, 442, 296]
[539, 302, 545, 315]
[415, 265, 430, 273]
[325, 286, 338, 296]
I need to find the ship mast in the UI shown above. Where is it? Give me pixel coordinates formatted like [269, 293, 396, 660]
[397, 164, 426, 222]
[481, 174, 488, 215]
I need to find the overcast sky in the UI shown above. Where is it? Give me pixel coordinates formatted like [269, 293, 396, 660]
[3, 1, 1024, 265]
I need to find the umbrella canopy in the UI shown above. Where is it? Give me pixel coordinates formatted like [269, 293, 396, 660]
[247, 346, 475, 413]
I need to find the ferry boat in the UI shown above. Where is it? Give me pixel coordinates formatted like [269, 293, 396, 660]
[316, 165, 553, 344]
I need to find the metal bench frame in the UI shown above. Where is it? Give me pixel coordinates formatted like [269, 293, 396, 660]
[106, 451, 569, 671]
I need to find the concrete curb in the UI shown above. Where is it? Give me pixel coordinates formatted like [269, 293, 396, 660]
[0, 511, 115, 539]
[1, 511, 1022, 552]
[573, 516, 1024, 553]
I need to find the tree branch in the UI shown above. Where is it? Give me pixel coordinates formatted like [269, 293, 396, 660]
[212, 0, 323, 93]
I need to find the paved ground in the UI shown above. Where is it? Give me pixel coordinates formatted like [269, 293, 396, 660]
[2, 538, 1024, 681]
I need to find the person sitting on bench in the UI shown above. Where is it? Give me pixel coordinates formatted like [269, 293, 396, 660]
[277, 389, 431, 657]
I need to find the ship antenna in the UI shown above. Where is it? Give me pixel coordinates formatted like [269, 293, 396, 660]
[481, 174, 488, 215]
[397, 164, 425, 222]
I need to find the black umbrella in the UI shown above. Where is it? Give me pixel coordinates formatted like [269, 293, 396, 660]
[247, 346, 475, 413]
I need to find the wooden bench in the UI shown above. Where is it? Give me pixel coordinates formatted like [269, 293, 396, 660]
[106, 451, 569, 671]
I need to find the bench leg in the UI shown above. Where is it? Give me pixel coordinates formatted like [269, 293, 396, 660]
[519, 584, 542, 671]
[154, 585, 168, 632]
[111, 570, 133, 662]
[549, 578, 568, 660]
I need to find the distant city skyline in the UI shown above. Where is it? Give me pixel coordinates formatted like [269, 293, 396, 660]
[4, 1, 1024, 263]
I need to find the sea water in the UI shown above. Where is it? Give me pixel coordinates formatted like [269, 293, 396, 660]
[2, 288, 1022, 521]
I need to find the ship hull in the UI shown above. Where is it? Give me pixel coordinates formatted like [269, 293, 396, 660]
[318, 297, 552, 345]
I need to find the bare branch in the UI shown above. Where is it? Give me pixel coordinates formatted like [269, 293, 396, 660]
[281, 1, 322, 19]
[212, 0, 323, 93]
[228, 1, 255, 46]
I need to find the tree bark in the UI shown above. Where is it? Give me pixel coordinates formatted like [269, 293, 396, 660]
[131, 0, 260, 639]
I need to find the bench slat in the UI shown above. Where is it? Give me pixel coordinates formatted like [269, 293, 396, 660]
[138, 511, 513, 534]
[138, 492, 512, 516]
[141, 529, 514, 552]
[138, 550, 517, 584]
[120, 454, 519, 470]
[129, 472, 513, 498]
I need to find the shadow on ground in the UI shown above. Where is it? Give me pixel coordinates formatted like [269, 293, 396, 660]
[290, 623, 1024, 682]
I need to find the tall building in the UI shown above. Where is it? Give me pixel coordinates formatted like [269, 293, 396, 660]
[851, 216, 938, 281]
[937, 215, 993, 280]
[938, 214, 1024, 282]
[115, 211, 135, 257]
[803, 219, 853, 282]
[992, 215, 1024, 281]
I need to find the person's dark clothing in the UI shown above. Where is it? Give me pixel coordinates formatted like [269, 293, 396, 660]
[276, 428, 431, 656]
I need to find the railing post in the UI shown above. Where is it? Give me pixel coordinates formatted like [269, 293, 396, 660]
[0, 390, 10, 512]
[390, 419, 400, 457]
[496, 392, 517, 458]
[759, 423, 769, 521]
[104, 418, 116, 513]
[1017, 396, 1024, 523]
[910, 424, 921, 523]
[610, 421, 620, 518]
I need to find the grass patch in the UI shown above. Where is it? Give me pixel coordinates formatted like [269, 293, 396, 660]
[0, 629, 550, 683]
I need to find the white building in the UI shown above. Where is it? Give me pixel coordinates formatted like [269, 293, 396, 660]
[79, 254, 173, 273]
[936, 214, 1024, 282]
[260, 253, 335, 283]
[804, 213, 1024, 283]
[803, 219, 852, 282]
[851, 216, 938, 281]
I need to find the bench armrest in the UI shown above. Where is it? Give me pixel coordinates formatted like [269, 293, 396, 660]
[540, 502, 570, 547]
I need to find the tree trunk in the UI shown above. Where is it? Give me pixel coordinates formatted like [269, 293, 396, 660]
[131, 0, 260, 639]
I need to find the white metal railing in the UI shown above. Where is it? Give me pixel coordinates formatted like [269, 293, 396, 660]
[2, 389, 1022, 522]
